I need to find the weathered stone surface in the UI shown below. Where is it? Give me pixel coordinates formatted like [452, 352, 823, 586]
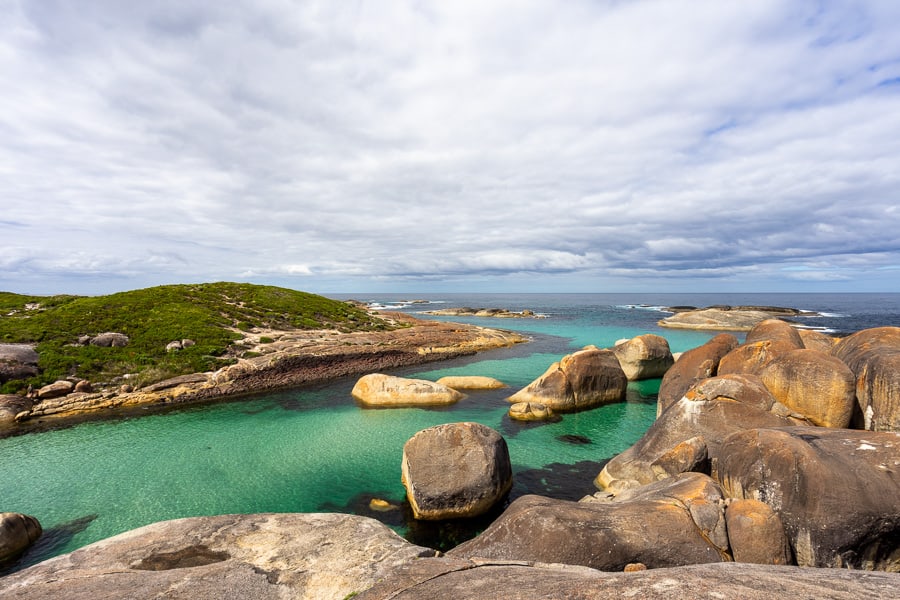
[657, 334, 740, 416]
[831, 327, 900, 432]
[73, 380, 93, 394]
[716, 427, 900, 570]
[451, 473, 729, 570]
[0, 513, 42, 565]
[799, 329, 837, 353]
[649, 435, 708, 480]
[508, 401, 557, 422]
[758, 349, 856, 428]
[717, 340, 798, 376]
[0, 395, 33, 425]
[36, 380, 74, 400]
[352, 374, 464, 407]
[0, 513, 436, 599]
[401, 422, 512, 520]
[612, 334, 674, 381]
[141, 373, 209, 393]
[507, 348, 627, 412]
[89, 332, 130, 347]
[356, 559, 900, 600]
[436, 375, 507, 390]
[725, 499, 792, 565]
[0, 344, 39, 383]
[596, 375, 796, 493]
[744, 318, 804, 348]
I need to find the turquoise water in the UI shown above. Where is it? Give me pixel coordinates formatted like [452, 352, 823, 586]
[3, 293, 897, 570]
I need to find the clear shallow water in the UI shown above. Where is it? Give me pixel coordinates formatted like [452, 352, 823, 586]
[2, 293, 898, 570]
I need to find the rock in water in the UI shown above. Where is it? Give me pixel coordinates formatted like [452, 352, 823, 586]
[612, 334, 674, 381]
[508, 401, 557, 422]
[0, 512, 42, 565]
[450, 473, 729, 570]
[716, 427, 900, 570]
[435, 376, 506, 390]
[657, 334, 739, 417]
[351, 373, 464, 407]
[0, 513, 436, 599]
[401, 422, 512, 520]
[508, 348, 627, 412]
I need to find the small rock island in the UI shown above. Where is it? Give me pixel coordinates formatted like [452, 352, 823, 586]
[422, 307, 546, 318]
[658, 305, 819, 331]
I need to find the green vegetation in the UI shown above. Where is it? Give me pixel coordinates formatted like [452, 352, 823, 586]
[0, 282, 391, 393]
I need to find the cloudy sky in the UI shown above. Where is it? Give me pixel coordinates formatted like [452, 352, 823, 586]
[2, 1, 900, 295]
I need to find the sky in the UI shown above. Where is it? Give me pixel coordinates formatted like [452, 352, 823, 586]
[2, 0, 900, 296]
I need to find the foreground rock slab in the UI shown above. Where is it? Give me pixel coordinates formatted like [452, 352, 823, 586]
[355, 558, 900, 600]
[0, 513, 436, 600]
[402, 422, 512, 519]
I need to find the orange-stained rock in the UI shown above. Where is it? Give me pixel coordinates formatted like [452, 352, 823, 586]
[744, 318, 804, 348]
[612, 334, 674, 381]
[657, 334, 739, 417]
[758, 349, 856, 428]
[717, 340, 798, 376]
[831, 327, 900, 432]
[798, 329, 837, 353]
[725, 499, 792, 565]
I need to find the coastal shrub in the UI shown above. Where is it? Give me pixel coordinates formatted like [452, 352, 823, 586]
[258, 336, 275, 344]
[0, 282, 392, 392]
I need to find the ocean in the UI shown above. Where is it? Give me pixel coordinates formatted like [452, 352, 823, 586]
[2, 292, 897, 572]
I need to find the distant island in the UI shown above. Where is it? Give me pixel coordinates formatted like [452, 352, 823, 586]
[421, 307, 547, 318]
[658, 305, 820, 331]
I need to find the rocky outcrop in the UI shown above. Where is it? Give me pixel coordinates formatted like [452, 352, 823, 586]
[507, 348, 627, 412]
[0, 344, 39, 383]
[0, 395, 32, 425]
[0, 513, 436, 599]
[724, 499, 792, 565]
[657, 333, 739, 416]
[0, 512, 42, 565]
[596, 374, 797, 493]
[88, 332, 130, 347]
[798, 329, 837, 353]
[611, 334, 674, 380]
[716, 427, 900, 570]
[717, 340, 799, 376]
[508, 401, 557, 422]
[355, 559, 900, 600]
[401, 422, 512, 520]
[351, 374, 464, 407]
[757, 349, 856, 428]
[435, 375, 507, 390]
[451, 473, 729, 570]
[831, 327, 900, 432]
[36, 380, 75, 400]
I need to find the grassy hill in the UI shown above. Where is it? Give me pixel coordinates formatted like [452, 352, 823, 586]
[0, 282, 391, 393]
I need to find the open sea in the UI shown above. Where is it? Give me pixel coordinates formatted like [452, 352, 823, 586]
[2, 292, 898, 572]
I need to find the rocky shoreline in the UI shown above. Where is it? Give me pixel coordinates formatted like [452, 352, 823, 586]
[0, 312, 526, 437]
[421, 307, 547, 318]
[658, 305, 820, 331]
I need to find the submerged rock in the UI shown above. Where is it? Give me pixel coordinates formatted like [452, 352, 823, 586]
[401, 422, 512, 520]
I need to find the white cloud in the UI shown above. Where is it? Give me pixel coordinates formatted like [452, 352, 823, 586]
[1, 0, 899, 294]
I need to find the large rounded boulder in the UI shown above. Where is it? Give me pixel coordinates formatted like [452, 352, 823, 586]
[717, 340, 798, 377]
[724, 498, 792, 565]
[351, 374, 464, 407]
[401, 422, 512, 520]
[758, 349, 856, 428]
[716, 427, 900, 570]
[0, 512, 42, 565]
[0, 395, 33, 425]
[657, 334, 739, 416]
[744, 318, 804, 348]
[611, 334, 674, 381]
[507, 348, 626, 412]
[596, 374, 796, 493]
[831, 327, 900, 431]
[0, 344, 40, 384]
